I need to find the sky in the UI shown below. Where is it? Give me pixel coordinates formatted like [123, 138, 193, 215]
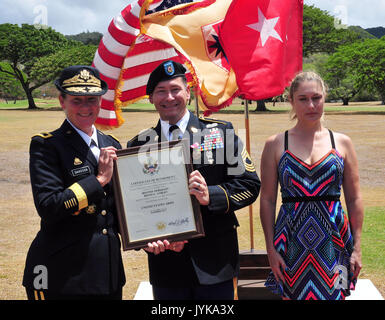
[0, 0, 384, 36]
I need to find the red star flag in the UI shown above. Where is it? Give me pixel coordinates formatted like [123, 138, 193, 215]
[219, 0, 303, 100]
[141, 0, 239, 115]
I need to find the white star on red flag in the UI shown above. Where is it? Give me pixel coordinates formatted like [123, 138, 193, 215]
[247, 7, 283, 47]
[219, 0, 303, 101]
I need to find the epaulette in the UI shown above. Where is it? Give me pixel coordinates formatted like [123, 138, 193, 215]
[32, 132, 53, 139]
[128, 127, 154, 143]
[107, 134, 120, 143]
[198, 116, 228, 126]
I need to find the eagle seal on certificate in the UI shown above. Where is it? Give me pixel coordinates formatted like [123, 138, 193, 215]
[143, 156, 159, 175]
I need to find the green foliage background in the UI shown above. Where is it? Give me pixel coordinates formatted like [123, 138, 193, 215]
[0, 4, 384, 108]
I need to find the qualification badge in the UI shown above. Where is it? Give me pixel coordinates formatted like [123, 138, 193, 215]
[191, 142, 201, 160]
[73, 157, 82, 165]
[85, 204, 96, 214]
[206, 150, 214, 164]
[190, 126, 198, 133]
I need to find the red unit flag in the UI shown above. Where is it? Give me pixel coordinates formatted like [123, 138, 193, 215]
[219, 0, 303, 100]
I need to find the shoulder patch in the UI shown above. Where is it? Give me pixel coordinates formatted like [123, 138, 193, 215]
[32, 132, 53, 139]
[198, 116, 228, 126]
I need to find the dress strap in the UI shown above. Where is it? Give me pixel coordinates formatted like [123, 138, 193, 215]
[328, 129, 336, 149]
[284, 130, 288, 151]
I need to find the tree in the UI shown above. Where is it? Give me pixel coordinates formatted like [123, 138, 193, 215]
[352, 37, 385, 104]
[327, 76, 357, 106]
[249, 5, 361, 111]
[30, 45, 98, 89]
[324, 50, 358, 105]
[325, 38, 385, 105]
[0, 24, 81, 109]
[303, 5, 359, 57]
[0, 62, 25, 103]
[254, 100, 267, 112]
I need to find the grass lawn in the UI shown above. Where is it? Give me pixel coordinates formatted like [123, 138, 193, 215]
[1, 98, 385, 114]
[0, 108, 384, 299]
[362, 207, 385, 273]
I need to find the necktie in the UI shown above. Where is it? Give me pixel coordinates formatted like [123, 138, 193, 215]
[90, 139, 100, 162]
[169, 125, 182, 141]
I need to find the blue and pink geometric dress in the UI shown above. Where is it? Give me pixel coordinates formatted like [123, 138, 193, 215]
[265, 130, 356, 300]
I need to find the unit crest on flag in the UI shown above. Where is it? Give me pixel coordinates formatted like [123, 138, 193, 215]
[201, 20, 230, 72]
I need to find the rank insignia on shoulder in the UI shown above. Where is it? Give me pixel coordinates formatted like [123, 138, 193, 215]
[33, 132, 53, 139]
[74, 157, 83, 165]
[199, 116, 227, 126]
[242, 147, 256, 172]
[108, 134, 120, 143]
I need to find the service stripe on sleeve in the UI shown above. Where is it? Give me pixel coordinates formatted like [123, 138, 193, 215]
[68, 183, 88, 210]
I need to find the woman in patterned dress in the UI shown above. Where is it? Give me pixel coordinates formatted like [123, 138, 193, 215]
[259, 71, 364, 300]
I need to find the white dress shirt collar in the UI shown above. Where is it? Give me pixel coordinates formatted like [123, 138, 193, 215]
[160, 110, 190, 141]
[66, 119, 99, 147]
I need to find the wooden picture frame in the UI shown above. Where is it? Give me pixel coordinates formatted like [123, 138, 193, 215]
[112, 139, 204, 250]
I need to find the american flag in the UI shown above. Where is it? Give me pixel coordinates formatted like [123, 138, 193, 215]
[146, 0, 196, 13]
[93, 0, 203, 128]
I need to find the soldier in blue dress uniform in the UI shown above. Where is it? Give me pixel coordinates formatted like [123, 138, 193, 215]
[22, 66, 126, 300]
[127, 61, 261, 299]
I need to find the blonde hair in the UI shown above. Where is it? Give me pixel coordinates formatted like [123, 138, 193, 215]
[288, 71, 328, 120]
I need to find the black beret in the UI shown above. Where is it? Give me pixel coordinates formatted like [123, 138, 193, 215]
[54, 65, 108, 96]
[146, 60, 187, 95]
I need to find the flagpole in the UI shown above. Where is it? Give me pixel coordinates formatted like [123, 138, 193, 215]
[194, 87, 199, 117]
[244, 99, 254, 252]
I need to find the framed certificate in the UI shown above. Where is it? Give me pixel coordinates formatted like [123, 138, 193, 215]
[112, 139, 205, 250]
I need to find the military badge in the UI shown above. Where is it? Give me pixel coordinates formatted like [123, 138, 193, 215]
[85, 204, 97, 214]
[201, 128, 224, 152]
[242, 147, 256, 172]
[192, 148, 201, 160]
[206, 150, 214, 164]
[164, 61, 175, 76]
[74, 157, 83, 165]
[206, 123, 218, 129]
[191, 142, 201, 160]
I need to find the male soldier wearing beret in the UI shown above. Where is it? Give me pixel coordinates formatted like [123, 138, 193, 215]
[127, 60, 261, 299]
[23, 65, 126, 300]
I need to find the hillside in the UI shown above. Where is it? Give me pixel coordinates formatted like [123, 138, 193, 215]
[348, 26, 376, 39]
[365, 27, 385, 38]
